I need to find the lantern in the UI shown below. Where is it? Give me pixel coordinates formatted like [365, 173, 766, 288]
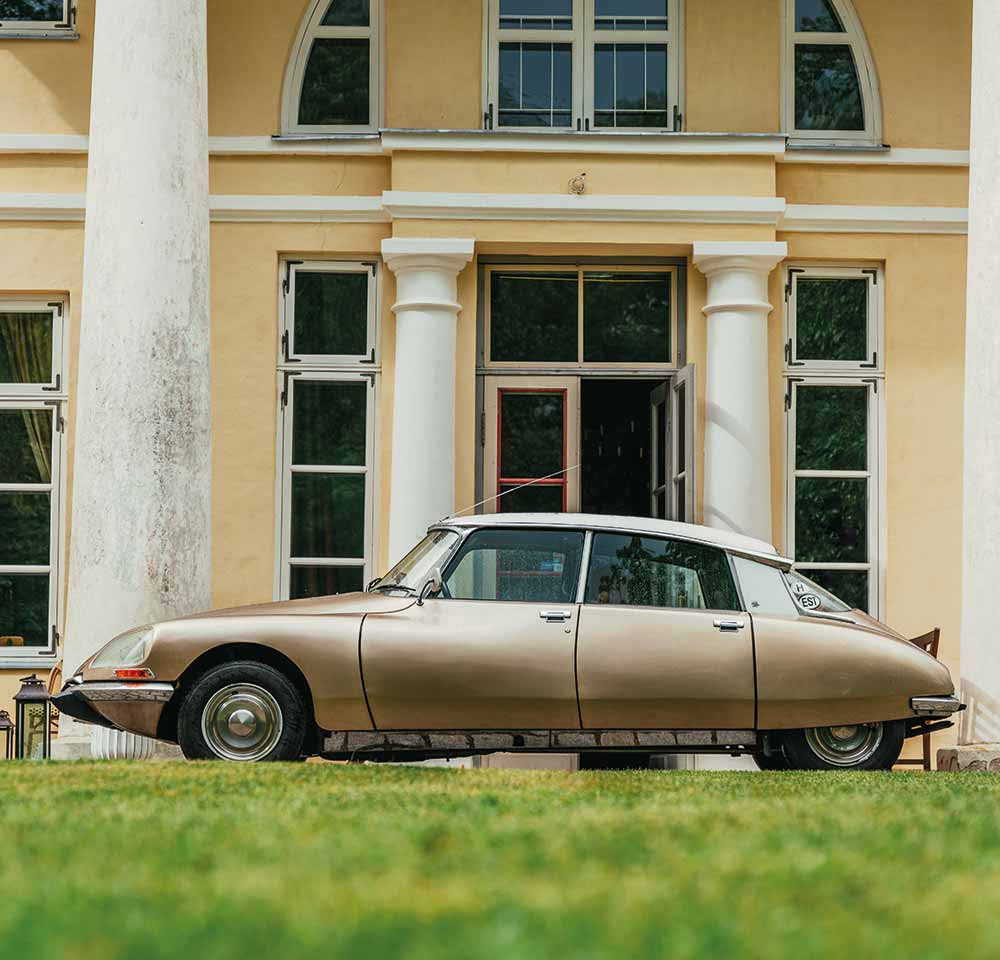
[0, 710, 12, 760]
[14, 675, 50, 760]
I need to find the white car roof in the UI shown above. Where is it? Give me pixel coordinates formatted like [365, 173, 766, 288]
[436, 513, 790, 566]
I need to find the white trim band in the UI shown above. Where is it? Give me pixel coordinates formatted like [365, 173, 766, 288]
[780, 203, 968, 234]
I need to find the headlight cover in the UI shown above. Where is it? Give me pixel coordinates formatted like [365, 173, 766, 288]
[91, 627, 155, 669]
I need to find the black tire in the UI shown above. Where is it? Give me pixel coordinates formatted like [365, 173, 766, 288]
[752, 745, 791, 771]
[780, 720, 905, 771]
[177, 660, 308, 762]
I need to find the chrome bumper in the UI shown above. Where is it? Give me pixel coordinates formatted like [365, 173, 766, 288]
[52, 679, 175, 729]
[910, 695, 964, 717]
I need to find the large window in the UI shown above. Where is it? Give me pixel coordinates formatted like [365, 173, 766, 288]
[281, 0, 381, 133]
[784, 266, 883, 614]
[277, 262, 378, 600]
[0, 0, 74, 36]
[485, 0, 682, 131]
[0, 300, 65, 660]
[585, 532, 739, 610]
[782, 0, 882, 145]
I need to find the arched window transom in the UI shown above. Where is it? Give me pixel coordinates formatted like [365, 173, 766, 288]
[281, 0, 381, 134]
[782, 0, 882, 145]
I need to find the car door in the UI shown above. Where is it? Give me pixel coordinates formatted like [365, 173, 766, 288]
[576, 531, 755, 730]
[361, 526, 585, 730]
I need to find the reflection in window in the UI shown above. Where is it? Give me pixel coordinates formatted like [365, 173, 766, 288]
[490, 272, 578, 363]
[0, 0, 67, 25]
[794, 44, 864, 131]
[583, 272, 670, 361]
[293, 271, 369, 358]
[498, 43, 573, 128]
[594, 43, 668, 128]
[793, 277, 868, 362]
[498, 391, 568, 513]
[499, 0, 573, 31]
[0, 313, 53, 385]
[595, 0, 668, 31]
[585, 533, 739, 610]
[444, 528, 585, 603]
[795, 0, 843, 32]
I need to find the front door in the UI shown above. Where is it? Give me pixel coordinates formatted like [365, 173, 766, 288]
[361, 526, 585, 730]
[576, 530, 755, 730]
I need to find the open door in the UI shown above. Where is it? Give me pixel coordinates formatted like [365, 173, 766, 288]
[649, 365, 696, 522]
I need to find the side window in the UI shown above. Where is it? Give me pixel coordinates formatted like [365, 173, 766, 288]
[0, 1, 75, 38]
[443, 528, 585, 603]
[732, 556, 799, 617]
[585, 533, 739, 610]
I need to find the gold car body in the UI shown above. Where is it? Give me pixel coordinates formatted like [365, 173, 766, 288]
[56, 514, 958, 757]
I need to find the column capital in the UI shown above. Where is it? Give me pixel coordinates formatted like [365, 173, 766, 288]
[381, 238, 475, 276]
[692, 241, 788, 277]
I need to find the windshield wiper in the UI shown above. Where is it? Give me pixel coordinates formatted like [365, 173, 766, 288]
[371, 582, 417, 596]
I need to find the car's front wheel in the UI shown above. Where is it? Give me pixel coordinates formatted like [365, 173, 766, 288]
[780, 720, 904, 771]
[177, 661, 308, 762]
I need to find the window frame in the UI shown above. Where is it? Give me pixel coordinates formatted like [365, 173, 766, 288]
[0, 0, 74, 38]
[0, 296, 68, 665]
[275, 260, 380, 601]
[483, 0, 683, 132]
[780, 0, 883, 146]
[280, 0, 383, 135]
[483, 264, 679, 371]
[782, 263, 885, 617]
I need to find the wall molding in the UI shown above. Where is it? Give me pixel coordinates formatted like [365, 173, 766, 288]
[780, 203, 968, 234]
[780, 147, 970, 167]
[210, 195, 389, 222]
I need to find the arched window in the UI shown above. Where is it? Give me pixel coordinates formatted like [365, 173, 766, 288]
[281, 0, 381, 134]
[782, 0, 881, 145]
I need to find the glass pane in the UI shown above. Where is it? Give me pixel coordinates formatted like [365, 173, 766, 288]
[652, 400, 666, 487]
[795, 277, 868, 361]
[0, 313, 53, 385]
[299, 38, 370, 126]
[500, 391, 565, 479]
[490, 272, 578, 362]
[795, 44, 864, 131]
[443, 528, 585, 603]
[795, 385, 867, 471]
[795, 477, 867, 563]
[0, 573, 49, 647]
[292, 381, 367, 467]
[784, 570, 851, 613]
[734, 557, 799, 617]
[0, 493, 50, 564]
[594, 44, 669, 128]
[795, 0, 844, 32]
[0, 1, 63, 21]
[675, 382, 686, 474]
[595, 0, 668, 30]
[293, 271, 368, 356]
[322, 0, 369, 27]
[291, 474, 365, 558]
[806, 569, 869, 613]
[585, 533, 739, 610]
[498, 43, 572, 128]
[290, 565, 364, 599]
[499, 483, 565, 513]
[0, 409, 52, 483]
[499, 0, 572, 29]
[583, 272, 670, 362]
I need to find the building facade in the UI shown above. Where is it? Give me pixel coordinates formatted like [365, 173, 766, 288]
[0, 0, 986, 763]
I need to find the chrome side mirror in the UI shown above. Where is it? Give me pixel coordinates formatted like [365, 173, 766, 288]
[416, 567, 443, 606]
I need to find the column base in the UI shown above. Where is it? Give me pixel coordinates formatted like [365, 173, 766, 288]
[51, 733, 95, 760]
[937, 744, 1000, 771]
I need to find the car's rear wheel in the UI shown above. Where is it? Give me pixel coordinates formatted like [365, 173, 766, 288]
[177, 661, 308, 762]
[752, 744, 790, 771]
[780, 720, 904, 771]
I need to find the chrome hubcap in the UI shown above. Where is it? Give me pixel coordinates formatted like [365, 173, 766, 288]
[202, 683, 283, 761]
[805, 722, 883, 766]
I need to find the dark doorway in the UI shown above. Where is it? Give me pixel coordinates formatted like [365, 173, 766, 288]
[581, 378, 665, 517]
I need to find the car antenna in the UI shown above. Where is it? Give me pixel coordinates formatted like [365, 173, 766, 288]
[442, 464, 581, 522]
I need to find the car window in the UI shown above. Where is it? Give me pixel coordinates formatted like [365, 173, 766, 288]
[783, 570, 853, 614]
[585, 533, 740, 611]
[443, 528, 585, 603]
[732, 556, 799, 616]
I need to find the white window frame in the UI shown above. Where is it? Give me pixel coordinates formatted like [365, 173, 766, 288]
[280, 0, 383, 135]
[483, 0, 683, 132]
[0, 297, 68, 664]
[275, 261, 379, 601]
[780, 0, 882, 146]
[782, 264, 885, 617]
[0, 0, 74, 38]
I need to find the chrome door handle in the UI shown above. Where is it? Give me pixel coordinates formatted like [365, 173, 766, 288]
[539, 610, 573, 622]
[713, 618, 745, 632]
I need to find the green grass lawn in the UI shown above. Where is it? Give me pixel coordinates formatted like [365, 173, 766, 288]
[2, 763, 999, 960]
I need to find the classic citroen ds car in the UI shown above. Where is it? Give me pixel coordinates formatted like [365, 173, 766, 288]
[55, 514, 961, 770]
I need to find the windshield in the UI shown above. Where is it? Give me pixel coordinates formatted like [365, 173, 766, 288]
[372, 529, 461, 594]
[783, 570, 853, 614]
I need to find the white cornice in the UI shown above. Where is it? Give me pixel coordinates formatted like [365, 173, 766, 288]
[780, 147, 970, 167]
[0, 193, 85, 219]
[380, 130, 788, 157]
[0, 135, 89, 154]
[382, 191, 786, 224]
[209, 195, 388, 222]
[780, 203, 968, 234]
[213, 135, 385, 156]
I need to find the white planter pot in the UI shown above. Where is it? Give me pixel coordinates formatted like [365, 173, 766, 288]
[91, 727, 156, 760]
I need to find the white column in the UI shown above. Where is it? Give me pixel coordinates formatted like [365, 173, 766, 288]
[56, 0, 211, 758]
[381, 238, 474, 564]
[958, 0, 1000, 748]
[693, 242, 787, 544]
